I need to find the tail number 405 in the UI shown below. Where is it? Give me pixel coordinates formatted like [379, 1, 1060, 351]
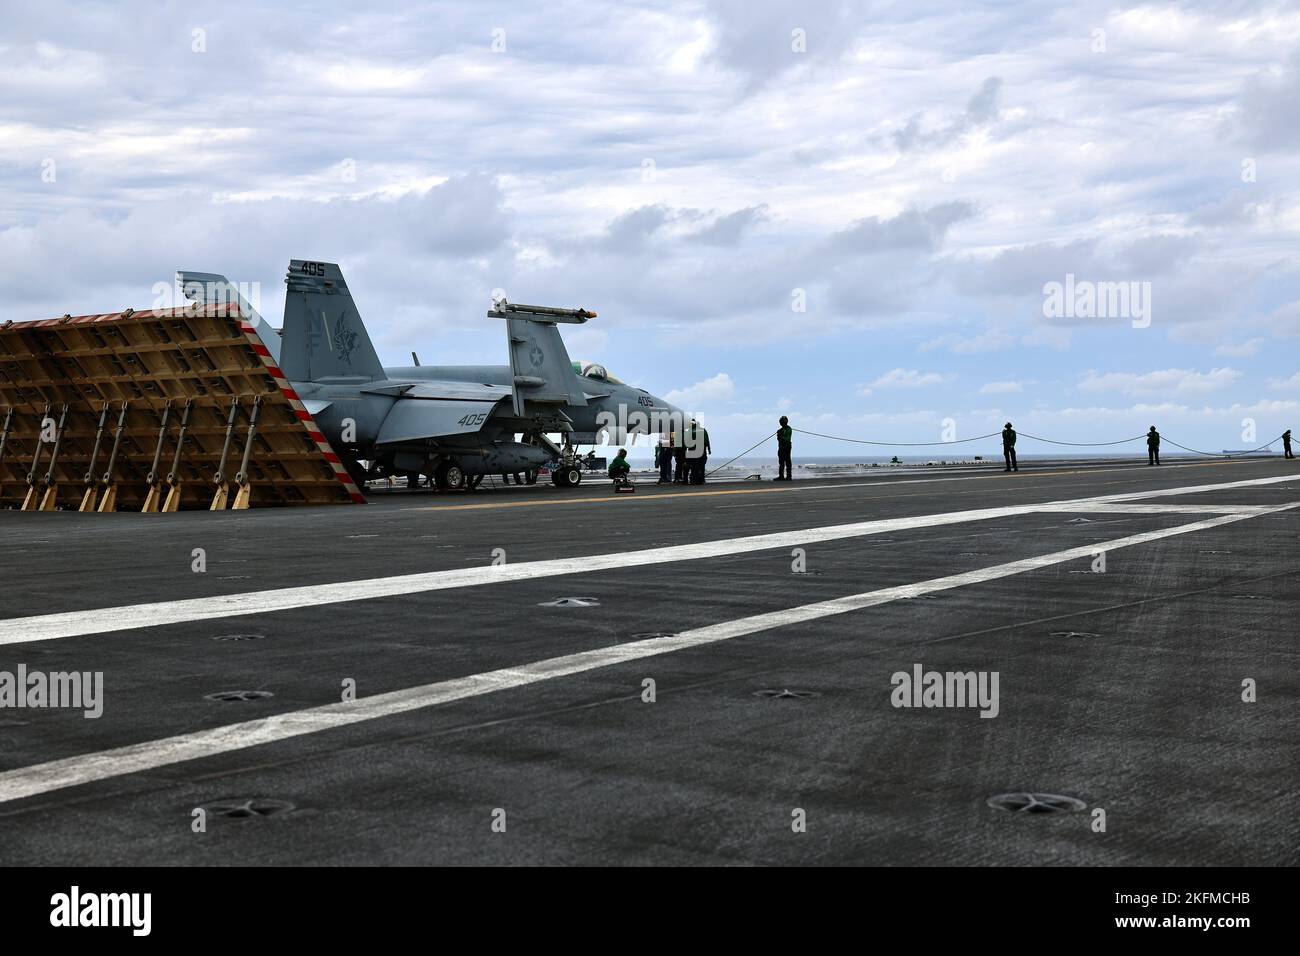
[457, 412, 488, 427]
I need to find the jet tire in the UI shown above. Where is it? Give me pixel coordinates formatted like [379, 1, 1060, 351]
[436, 460, 467, 491]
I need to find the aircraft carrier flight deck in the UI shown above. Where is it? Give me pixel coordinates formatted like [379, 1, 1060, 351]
[0, 455, 1295, 866]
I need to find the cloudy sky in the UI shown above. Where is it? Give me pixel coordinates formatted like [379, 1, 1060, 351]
[3, 0, 1299, 457]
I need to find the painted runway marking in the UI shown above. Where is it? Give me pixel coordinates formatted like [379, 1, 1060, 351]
[1033, 503, 1272, 514]
[0, 474, 1295, 646]
[0, 503, 1292, 805]
[1088, 475, 1298, 502]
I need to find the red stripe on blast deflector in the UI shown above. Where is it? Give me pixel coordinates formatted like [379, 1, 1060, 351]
[234, 317, 366, 505]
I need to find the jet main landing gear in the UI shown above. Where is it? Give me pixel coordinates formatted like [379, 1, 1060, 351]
[551, 464, 583, 487]
[434, 460, 467, 491]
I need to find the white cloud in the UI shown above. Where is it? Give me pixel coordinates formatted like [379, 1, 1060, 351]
[1215, 338, 1265, 357]
[1078, 368, 1241, 397]
[858, 368, 952, 396]
[1020, 326, 1073, 350]
[665, 372, 735, 408]
[920, 329, 1016, 353]
[1261, 301, 1300, 337]
[564, 326, 609, 358]
[1, 0, 1298, 454]
[1269, 371, 1300, 389]
[979, 380, 1023, 395]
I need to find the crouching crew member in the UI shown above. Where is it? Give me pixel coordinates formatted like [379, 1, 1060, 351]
[776, 416, 793, 481]
[608, 448, 631, 486]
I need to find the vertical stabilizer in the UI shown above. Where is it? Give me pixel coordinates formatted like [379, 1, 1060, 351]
[281, 260, 384, 383]
[178, 270, 279, 365]
[490, 300, 591, 417]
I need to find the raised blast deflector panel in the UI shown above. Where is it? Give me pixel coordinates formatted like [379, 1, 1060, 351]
[0, 304, 362, 510]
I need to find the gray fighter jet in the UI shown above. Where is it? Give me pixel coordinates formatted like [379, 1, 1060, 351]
[181, 260, 683, 491]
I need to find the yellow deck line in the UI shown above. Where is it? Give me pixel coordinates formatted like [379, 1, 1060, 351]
[408, 458, 1264, 513]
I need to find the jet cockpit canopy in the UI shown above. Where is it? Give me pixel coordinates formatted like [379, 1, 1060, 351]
[573, 360, 625, 385]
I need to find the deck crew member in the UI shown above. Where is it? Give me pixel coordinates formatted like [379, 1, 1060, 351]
[673, 427, 688, 483]
[656, 433, 674, 483]
[1147, 426, 1161, 466]
[775, 416, 793, 481]
[1002, 422, 1018, 472]
[685, 418, 710, 484]
[1284, 429, 1294, 459]
[608, 448, 631, 485]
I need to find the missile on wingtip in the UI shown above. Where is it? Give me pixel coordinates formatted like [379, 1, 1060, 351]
[488, 300, 596, 323]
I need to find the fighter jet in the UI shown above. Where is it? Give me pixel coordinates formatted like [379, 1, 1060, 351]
[181, 260, 682, 491]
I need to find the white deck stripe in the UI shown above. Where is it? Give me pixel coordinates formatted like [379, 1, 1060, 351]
[1033, 503, 1271, 514]
[1081, 473, 1296, 502]
[0, 474, 1294, 646]
[0, 503, 1292, 805]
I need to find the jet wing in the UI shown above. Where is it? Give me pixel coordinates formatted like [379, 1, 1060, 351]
[375, 386, 509, 445]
